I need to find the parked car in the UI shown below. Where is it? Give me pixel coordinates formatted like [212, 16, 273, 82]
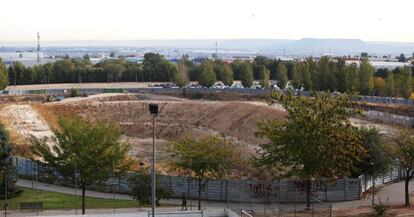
[230, 84, 244, 89]
[162, 83, 179, 88]
[149, 84, 163, 88]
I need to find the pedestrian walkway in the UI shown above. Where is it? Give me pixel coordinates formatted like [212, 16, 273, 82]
[15, 178, 414, 214]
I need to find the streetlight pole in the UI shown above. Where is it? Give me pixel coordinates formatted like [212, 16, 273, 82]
[370, 162, 375, 205]
[149, 104, 159, 217]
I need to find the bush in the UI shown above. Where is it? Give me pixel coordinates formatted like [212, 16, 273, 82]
[70, 88, 80, 97]
[372, 197, 389, 217]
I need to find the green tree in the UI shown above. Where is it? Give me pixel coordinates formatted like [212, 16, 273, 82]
[398, 66, 413, 98]
[198, 61, 216, 87]
[346, 63, 359, 93]
[336, 58, 347, 93]
[239, 62, 254, 88]
[174, 62, 189, 87]
[355, 127, 392, 178]
[143, 53, 165, 82]
[300, 62, 312, 91]
[398, 53, 406, 62]
[386, 73, 395, 97]
[172, 136, 233, 210]
[0, 59, 8, 90]
[31, 117, 131, 215]
[291, 64, 302, 89]
[394, 130, 414, 206]
[259, 66, 270, 89]
[0, 123, 22, 199]
[358, 59, 374, 95]
[254, 93, 365, 208]
[221, 64, 234, 86]
[316, 56, 330, 91]
[129, 168, 172, 209]
[160, 61, 178, 83]
[103, 61, 126, 83]
[276, 63, 288, 90]
[373, 77, 387, 97]
[306, 58, 317, 90]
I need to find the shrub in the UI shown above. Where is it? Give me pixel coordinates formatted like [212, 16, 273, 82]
[70, 88, 80, 97]
[372, 197, 389, 217]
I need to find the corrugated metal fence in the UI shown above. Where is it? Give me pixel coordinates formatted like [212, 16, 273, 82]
[6, 87, 414, 105]
[13, 157, 404, 203]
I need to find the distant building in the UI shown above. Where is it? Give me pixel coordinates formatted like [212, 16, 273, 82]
[0, 51, 56, 67]
[345, 60, 411, 70]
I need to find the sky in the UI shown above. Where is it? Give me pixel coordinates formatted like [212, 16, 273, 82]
[1, 0, 414, 43]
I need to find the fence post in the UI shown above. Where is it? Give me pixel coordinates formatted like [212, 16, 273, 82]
[329, 204, 332, 217]
[344, 178, 348, 200]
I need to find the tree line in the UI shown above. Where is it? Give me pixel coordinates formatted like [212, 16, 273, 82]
[1, 54, 413, 98]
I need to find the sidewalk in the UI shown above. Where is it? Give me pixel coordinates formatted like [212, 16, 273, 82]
[16, 178, 414, 211]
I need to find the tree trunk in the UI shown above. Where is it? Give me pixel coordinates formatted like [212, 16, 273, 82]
[82, 185, 86, 215]
[306, 180, 311, 209]
[198, 177, 202, 210]
[405, 169, 411, 207]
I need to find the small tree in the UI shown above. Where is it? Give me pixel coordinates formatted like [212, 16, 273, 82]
[291, 64, 302, 89]
[254, 93, 365, 208]
[356, 127, 392, 178]
[259, 66, 270, 89]
[221, 64, 234, 86]
[394, 130, 414, 206]
[174, 62, 189, 87]
[239, 62, 254, 88]
[70, 88, 81, 97]
[31, 117, 132, 214]
[198, 61, 216, 87]
[276, 63, 288, 90]
[129, 168, 172, 209]
[172, 135, 233, 210]
[0, 123, 22, 199]
[386, 73, 395, 97]
[0, 58, 8, 90]
[358, 58, 374, 95]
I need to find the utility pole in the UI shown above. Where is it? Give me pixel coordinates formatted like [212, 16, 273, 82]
[215, 42, 218, 59]
[37, 32, 41, 64]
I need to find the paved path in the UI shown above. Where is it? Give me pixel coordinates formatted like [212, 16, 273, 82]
[15, 178, 414, 216]
[332, 179, 414, 209]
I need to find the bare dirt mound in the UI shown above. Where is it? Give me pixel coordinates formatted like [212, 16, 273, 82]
[35, 100, 283, 146]
[0, 104, 54, 144]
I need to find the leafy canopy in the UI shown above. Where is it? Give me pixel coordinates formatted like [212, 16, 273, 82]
[31, 116, 132, 186]
[255, 92, 366, 180]
[172, 135, 233, 179]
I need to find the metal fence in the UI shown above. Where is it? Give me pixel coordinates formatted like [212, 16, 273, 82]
[362, 110, 414, 127]
[15, 157, 360, 204]
[6, 87, 414, 106]
[359, 163, 403, 194]
[9, 157, 406, 217]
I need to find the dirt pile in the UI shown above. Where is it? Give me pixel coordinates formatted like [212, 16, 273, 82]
[35, 100, 284, 147]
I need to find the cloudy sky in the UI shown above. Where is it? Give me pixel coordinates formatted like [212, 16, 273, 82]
[1, 0, 413, 42]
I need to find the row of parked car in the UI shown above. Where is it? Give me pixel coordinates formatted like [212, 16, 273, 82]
[150, 82, 283, 90]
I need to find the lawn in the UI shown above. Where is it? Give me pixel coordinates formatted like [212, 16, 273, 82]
[0, 188, 140, 210]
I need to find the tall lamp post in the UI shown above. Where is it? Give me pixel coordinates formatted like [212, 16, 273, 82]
[370, 161, 375, 205]
[149, 104, 158, 217]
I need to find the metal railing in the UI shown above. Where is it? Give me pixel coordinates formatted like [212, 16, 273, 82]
[277, 197, 332, 217]
[147, 210, 203, 217]
[241, 209, 254, 217]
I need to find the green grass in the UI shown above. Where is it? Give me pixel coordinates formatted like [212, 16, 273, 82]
[0, 188, 139, 210]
